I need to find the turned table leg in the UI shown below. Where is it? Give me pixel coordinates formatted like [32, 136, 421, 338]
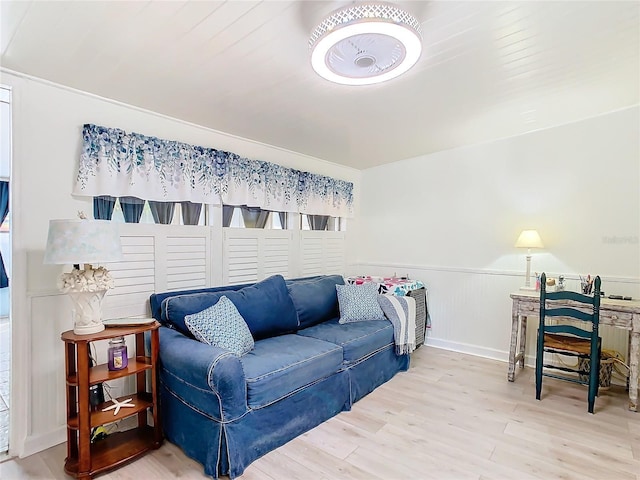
[629, 324, 639, 412]
[518, 316, 528, 369]
[508, 305, 520, 382]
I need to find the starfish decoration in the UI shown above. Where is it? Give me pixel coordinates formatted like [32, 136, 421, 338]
[101, 397, 136, 416]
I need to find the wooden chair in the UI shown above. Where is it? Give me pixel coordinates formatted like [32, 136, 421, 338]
[535, 272, 602, 413]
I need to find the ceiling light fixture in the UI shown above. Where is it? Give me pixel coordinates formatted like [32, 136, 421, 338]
[309, 3, 422, 86]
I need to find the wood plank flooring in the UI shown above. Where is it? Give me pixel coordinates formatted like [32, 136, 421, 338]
[2, 346, 638, 479]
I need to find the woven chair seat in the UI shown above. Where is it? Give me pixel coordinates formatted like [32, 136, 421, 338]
[544, 333, 592, 355]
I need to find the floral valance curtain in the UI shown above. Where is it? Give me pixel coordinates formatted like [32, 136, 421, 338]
[74, 124, 354, 217]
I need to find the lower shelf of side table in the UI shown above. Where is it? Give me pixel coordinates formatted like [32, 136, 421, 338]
[64, 426, 161, 478]
[67, 393, 153, 429]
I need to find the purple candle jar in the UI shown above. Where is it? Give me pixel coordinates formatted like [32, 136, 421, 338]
[107, 336, 128, 371]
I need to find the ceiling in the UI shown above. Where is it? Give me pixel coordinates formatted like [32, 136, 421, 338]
[1, 1, 638, 170]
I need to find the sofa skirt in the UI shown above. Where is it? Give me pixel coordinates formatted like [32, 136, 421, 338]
[160, 381, 225, 477]
[346, 344, 410, 404]
[161, 370, 351, 479]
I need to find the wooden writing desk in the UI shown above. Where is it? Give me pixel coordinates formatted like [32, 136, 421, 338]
[508, 291, 640, 411]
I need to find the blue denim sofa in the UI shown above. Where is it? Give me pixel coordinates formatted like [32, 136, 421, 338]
[149, 274, 410, 479]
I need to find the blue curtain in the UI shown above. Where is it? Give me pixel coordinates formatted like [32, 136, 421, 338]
[278, 212, 287, 229]
[222, 205, 235, 227]
[93, 195, 116, 220]
[181, 201, 202, 225]
[241, 206, 269, 228]
[149, 201, 175, 224]
[308, 215, 329, 231]
[0, 181, 8, 288]
[119, 196, 145, 223]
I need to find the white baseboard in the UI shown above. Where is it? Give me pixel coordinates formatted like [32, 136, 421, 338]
[425, 337, 511, 364]
[425, 338, 627, 387]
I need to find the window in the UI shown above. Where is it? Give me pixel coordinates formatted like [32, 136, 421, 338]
[224, 206, 288, 229]
[110, 198, 154, 224]
[271, 212, 287, 229]
[300, 215, 345, 231]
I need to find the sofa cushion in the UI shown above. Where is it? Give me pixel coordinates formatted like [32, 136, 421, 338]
[287, 275, 344, 329]
[297, 318, 394, 365]
[163, 274, 299, 340]
[184, 296, 255, 356]
[239, 334, 343, 409]
[336, 283, 386, 323]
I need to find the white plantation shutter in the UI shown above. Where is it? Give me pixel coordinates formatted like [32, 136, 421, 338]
[166, 236, 208, 291]
[98, 224, 345, 318]
[300, 231, 346, 277]
[103, 235, 155, 317]
[263, 232, 292, 278]
[223, 230, 294, 285]
[225, 233, 259, 285]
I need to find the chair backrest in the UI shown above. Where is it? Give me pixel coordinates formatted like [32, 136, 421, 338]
[539, 272, 601, 339]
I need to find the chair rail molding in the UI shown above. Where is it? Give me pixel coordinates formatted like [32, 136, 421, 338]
[355, 261, 640, 284]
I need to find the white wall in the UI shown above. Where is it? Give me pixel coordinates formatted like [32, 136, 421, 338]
[354, 106, 640, 361]
[0, 70, 360, 457]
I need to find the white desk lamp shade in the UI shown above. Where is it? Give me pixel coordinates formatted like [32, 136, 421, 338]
[515, 230, 544, 290]
[44, 219, 123, 265]
[44, 219, 123, 335]
[514, 230, 544, 249]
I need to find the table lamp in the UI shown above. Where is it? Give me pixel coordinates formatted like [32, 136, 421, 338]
[44, 214, 124, 334]
[515, 229, 544, 290]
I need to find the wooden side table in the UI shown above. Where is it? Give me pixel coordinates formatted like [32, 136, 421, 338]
[61, 322, 162, 479]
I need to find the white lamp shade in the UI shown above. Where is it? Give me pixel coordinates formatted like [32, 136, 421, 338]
[514, 230, 544, 249]
[44, 219, 124, 265]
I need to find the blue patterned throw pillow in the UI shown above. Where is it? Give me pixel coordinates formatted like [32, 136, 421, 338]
[336, 282, 387, 324]
[184, 295, 254, 356]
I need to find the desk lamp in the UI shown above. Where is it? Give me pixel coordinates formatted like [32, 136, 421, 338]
[515, 229, 544, 290]
[44, 214, 123, 334]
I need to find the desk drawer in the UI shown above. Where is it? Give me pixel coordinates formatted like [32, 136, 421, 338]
[601, 310, 633, 325]
[516, 303, 539, 315]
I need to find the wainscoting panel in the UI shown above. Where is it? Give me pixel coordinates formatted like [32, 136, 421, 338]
[27, 295, 71, 455]
[354, 262, 639, 377]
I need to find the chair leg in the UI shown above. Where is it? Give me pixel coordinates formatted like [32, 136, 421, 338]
[595, 343, 601, 398]
[535, 329, 544, 400]
[588, 388, 596, 414]
[587, 344, 601, 414]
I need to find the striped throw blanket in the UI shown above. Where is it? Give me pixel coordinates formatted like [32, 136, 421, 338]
[377, 294, 416, 355]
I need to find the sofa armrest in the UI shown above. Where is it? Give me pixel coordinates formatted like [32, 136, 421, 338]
[159, 326, 248, 421]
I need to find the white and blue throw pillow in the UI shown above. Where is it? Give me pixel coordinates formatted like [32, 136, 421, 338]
[184, 295, 254, 356]
[336, 282, 387, 324]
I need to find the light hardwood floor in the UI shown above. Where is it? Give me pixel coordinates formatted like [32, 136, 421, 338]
[2, 346, 639, 480]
